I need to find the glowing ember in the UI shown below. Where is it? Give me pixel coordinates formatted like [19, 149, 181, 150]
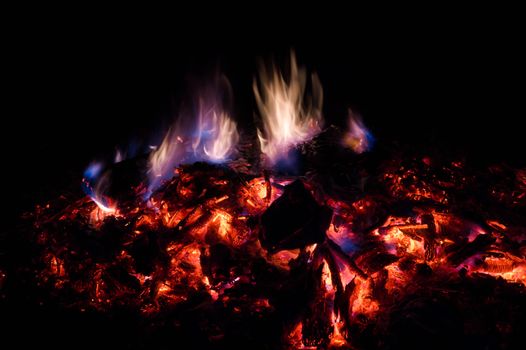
[350, 277, 379, 317]
[212, 210, 232, 238]
[18, 54, 526, 350]
[254, 52, 323, 166]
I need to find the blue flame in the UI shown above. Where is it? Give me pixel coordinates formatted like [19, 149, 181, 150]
[344, 114, 374, 154]
[83, 162, 103, 180]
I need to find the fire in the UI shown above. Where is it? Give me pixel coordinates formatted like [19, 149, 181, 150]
[195, 109, 239, 163]
[471, 257, 526, 286]
[147, 128, 185, 197]
[330, 312, 347, 347]
[81, 162, 117, 214]
[254, 52, 323, 165]
[382, 226, 425, 256]
[500, 265, 526, 285]
[90, 197, 116, 214]
[351, 277, 379, 316]
[238, 177, 287, 214]
[321, 259, 335, 294]
[212, 210, 232, 238]
[24, 53, 526, 350]
[287, 322, 306, 349]
[343, 111, 373, 153]
[146, 85, 238, 197]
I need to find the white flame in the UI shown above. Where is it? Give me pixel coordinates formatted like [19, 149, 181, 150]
[202, 111, 239, 162]
[92, 197, 116, 213]
[147, 128, 185, 196]
[192, 100, 239, 163]
[82, 162, 117, 213]
[254, 52, 323, 165]
[146, 106, 238, 196]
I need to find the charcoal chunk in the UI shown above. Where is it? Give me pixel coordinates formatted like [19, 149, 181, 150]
[260, 180, 332, 251]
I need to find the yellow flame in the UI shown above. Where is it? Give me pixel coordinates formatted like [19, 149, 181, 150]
[254, 52, 323, 165]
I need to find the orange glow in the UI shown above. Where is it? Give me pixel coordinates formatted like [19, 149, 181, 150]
[351, 277, 379, 316]
[330, 312, 348, 347]
[89, 204, 118, 224]
[379, 216, 426, 257]
[92, 197, 116, 214]
[498, 265, 526, 285]
[34, 135, 526, 349]
[212, 210, 232, 238]
[472, 257, 526, 286]
[382, 227, 425, 257]
[287, 322, 306, 349]
[238, 177, 286, 213]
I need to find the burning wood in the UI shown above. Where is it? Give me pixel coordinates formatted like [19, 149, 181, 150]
[9, 54, 526, 350]
[12, 123, 526, 349]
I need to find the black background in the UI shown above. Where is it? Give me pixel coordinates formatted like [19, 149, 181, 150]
[7, 17, 525, 217]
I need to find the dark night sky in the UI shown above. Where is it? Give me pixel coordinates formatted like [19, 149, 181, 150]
[6, 15, 525, 215]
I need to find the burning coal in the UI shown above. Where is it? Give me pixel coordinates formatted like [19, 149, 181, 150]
[16, 52, 526, 350]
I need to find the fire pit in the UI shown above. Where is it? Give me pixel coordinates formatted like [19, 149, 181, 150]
[4, 52, 526, 350]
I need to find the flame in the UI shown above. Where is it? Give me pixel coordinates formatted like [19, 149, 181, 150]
[330, 312, 347, 347]
[147, 128, 185, 197]
[287, 322, 305, 349]
[91, 198, 116, 214]
[254, 52, 323, 165]
[146, 81, 238, 197]
[82, 162, 117, 214]
[343, 111, 373, 153]
[194, 108, 239, 163]
[321, 259, 335, 294]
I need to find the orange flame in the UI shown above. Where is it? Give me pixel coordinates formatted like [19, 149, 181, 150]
[254, 52, 323, 165]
